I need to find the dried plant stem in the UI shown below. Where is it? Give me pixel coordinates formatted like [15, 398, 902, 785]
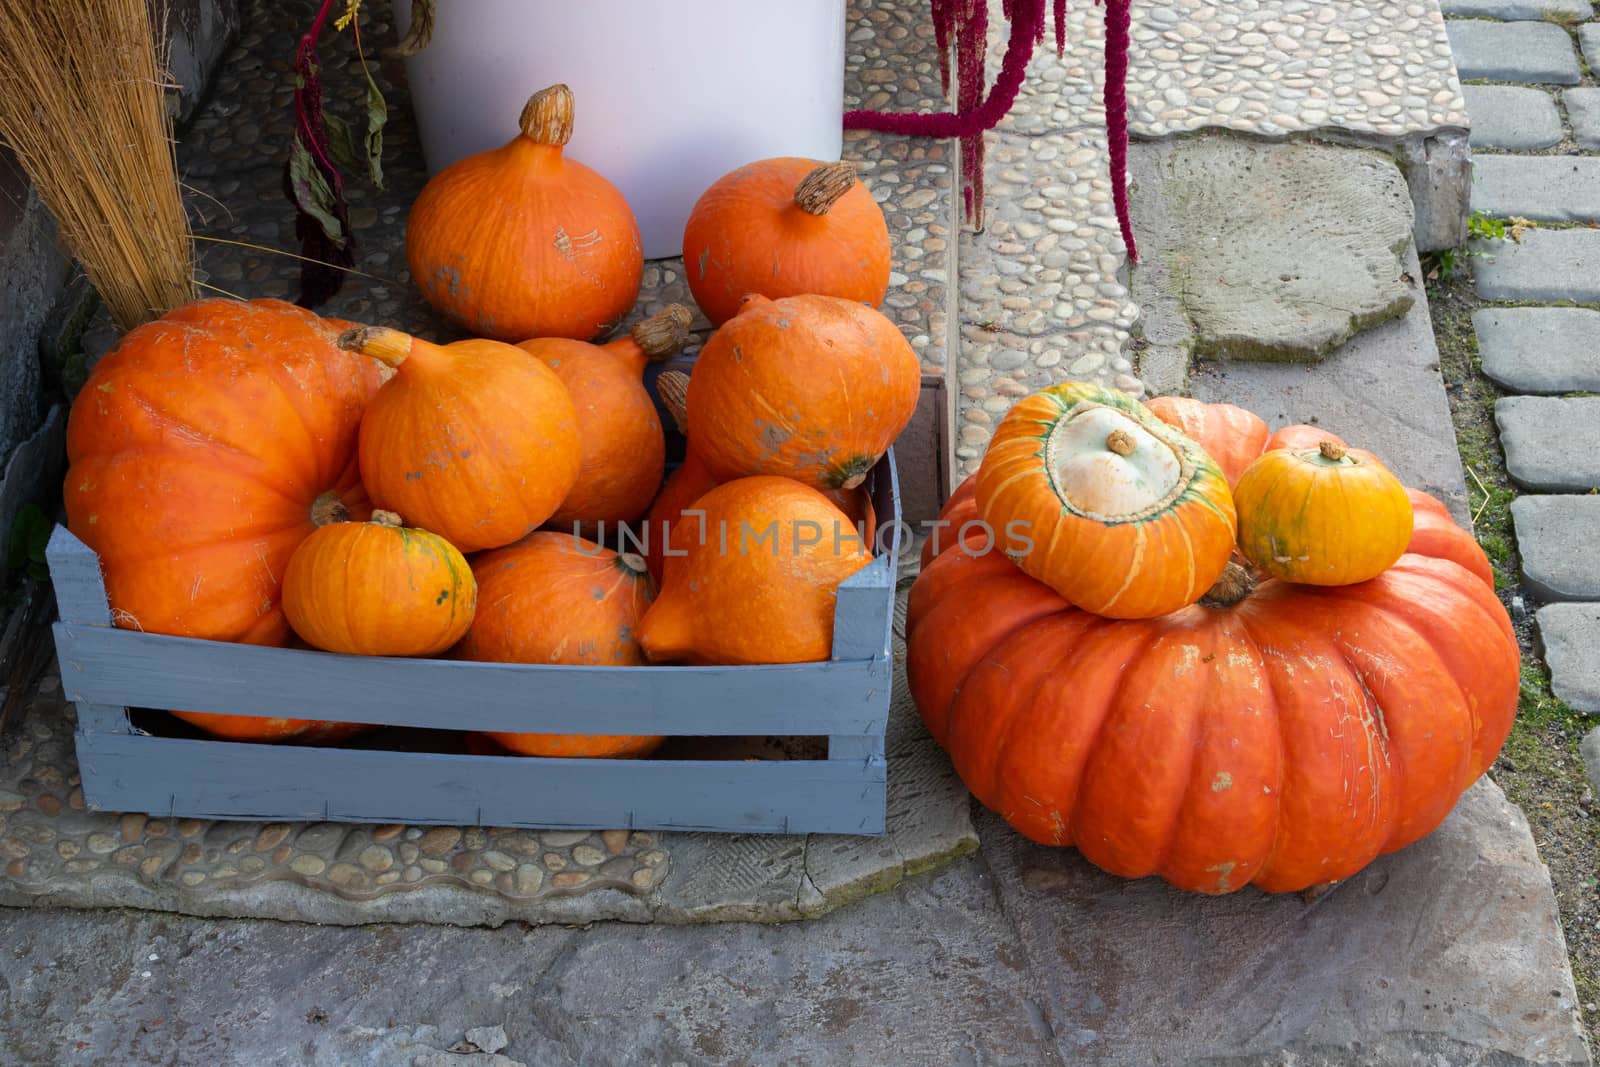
[0, 0, 196, 329]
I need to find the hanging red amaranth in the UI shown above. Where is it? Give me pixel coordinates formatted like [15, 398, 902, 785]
[285, 0, 355, 307]
[844, 0, 1137, 263]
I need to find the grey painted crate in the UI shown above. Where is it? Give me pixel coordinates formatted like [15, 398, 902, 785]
[45, 454, 900, 836]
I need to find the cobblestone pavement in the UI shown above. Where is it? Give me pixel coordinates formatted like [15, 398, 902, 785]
[1450, 7, 1600, 727]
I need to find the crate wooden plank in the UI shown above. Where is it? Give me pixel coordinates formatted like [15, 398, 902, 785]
[54, 624, 890, 735]
[76, 730, 888, 834]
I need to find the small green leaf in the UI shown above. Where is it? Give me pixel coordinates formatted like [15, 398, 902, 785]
[323, 112, 364, 176]
[287, 137, 348, 248]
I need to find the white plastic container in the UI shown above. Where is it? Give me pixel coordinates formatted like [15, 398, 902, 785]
[393, 0, 847, 260]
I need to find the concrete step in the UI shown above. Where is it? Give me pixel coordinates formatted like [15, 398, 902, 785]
[1513, 495, 1600, 600]
[1472, 229, 1600, 303]
[1539, 603, 1600, 713]
[1474, 307, 1600, 394]
[1496, 396, 1600, 491]
[1473, 156, 1600, 223]
[1446, 19, 1581, 84]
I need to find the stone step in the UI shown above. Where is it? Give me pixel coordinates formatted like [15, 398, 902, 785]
[1475, 307, 1600, 393]
[1444, 0, 1592, 16]
[1445, 20, 1581, 84]
[1512, 495, 1600, 600]
[1463, 86, 1561, 150]
[1496, 397, 1600, 491]
[1583, 24, 1600, 69]
[1472, 229, 1600, 302]
[1539, 603, 1600, 713]
[1565, 89, 1600, 151]
[1472, 156, 1600, 222]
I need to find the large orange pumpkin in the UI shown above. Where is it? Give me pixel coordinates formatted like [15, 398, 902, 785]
[976, 382, 1237, 619]
[1144, 395, 1269, 489]
[687, 294, 919, 491]
[682, 158, 891, 326]
[637, 477, 873, 665]
[341, 326, 581, 553]
[282, 507, 476, 657]
[457, 533, 661, 758]
[405, 83, 643, 341]
[64, 298, 385, 742]
[907, 521, 1518, 894]
[519, 305, 692, 528]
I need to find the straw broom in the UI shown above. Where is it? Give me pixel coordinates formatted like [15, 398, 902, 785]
[0, 0, 196, 330]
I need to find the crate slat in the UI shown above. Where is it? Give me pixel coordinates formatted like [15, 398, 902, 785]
[76, 730, 887, 835]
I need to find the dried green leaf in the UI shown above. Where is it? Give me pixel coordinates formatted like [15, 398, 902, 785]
[363, 71, 386, 189]
[287, 137, 348, 248]
[391, 0, 435, 56]
[322, 112, 364, 176]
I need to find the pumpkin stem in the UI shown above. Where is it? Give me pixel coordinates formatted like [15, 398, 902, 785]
[370, 510, 404, 527]
[519, 84, 574, 147]
[310, 492, 351, 528]
[656, 370, 691, 435]
[1200, 561, 1257, 608]
[834, 455, 876, 491]
[1318, 440, 1348, 462]
[617, 551, 649, 577]
[631, 304, 693, 361]
[1106, 428, 1137, 457]
[793, 161, 858, 216]
[338, 325, 416, 369]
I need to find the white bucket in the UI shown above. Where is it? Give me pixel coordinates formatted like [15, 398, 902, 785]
[393, 0, 847, 260]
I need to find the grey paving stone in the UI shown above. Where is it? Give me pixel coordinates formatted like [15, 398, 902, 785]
[1582, 23, 1600, 70]
[1475, 306, 1600, 393]
[1539, 603, 1600, 713]
[1473, 155, 1600, 222]
[1473, 228, 1600, 301]
[1512, 495, 1600, 600]
[1444, 0, 1593, 16]
[1564, 87, 1600, 150]
[1583, 727, 1600, 796]
[1446, 20, 1581, 84]
[1496, 396, 1600, 491]
[1464, 85, 1563, 149]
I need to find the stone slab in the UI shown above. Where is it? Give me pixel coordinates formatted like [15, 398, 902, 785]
[1446, 19, 1582, 84]
[1566, 88, 1600, 151]
[973, 779, 1588, 1066]
[1475, 306, 1600, 393]
[1582, 23, 1600, 70]
[1584, 728, 1600, 798]
[1513, 495, 1600, 601]
[1464, 85, 1563, 150]
[1133, 136, 1415, 364]
[1444, 0, 1593, 16]
[1473, 155, 1600, 222]
[1473, 228, 1600, 302]
[1539, 603, 1600, 713]
[1497, 396, 1600, 491]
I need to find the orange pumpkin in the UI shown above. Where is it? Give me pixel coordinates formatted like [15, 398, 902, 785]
[906, 544, 1519, 895]
[282, 507, 476, 657]
[682, 158, 891, 326]
[519, 305, 692, 528]
[975, 382, 1237, 619]
[1144, 395, 1269, 489]
[637, 477, 872, 665]
[64, 298, 385, 742]
[457, 533, 661, 758]
[688, 294, 919, 491]
[1234, 440, 1414, 586]
[405, 83, 643, 341]
[340, 326, 581, 553]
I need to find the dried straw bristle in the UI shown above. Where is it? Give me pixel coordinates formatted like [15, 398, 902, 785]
[0, 0, 195, 330]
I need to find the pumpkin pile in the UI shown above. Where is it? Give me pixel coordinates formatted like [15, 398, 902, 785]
[63, 83, 917, 752]
[908, 382, 1519, 894]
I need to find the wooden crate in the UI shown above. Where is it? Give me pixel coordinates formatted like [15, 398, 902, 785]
[45, 455, 900, 836]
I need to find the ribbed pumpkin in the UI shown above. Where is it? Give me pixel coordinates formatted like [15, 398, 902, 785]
[64, 298, 385, 742]
[519, 305, 692, 528]
[340, 326, 581, 553]
[457, 533, 661, 758]
[1234, 440, 1413, 586]
[975, 382, 1237, 619]
[637, 477, 873, 665]
[1144, 396, 1269, 489]
[907, 518, 1518, 894]
[405, 84, 643, 341]
[688, 294, 919, 491]
[682, 158, 891, 326]
[282, 506, 476, 657]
